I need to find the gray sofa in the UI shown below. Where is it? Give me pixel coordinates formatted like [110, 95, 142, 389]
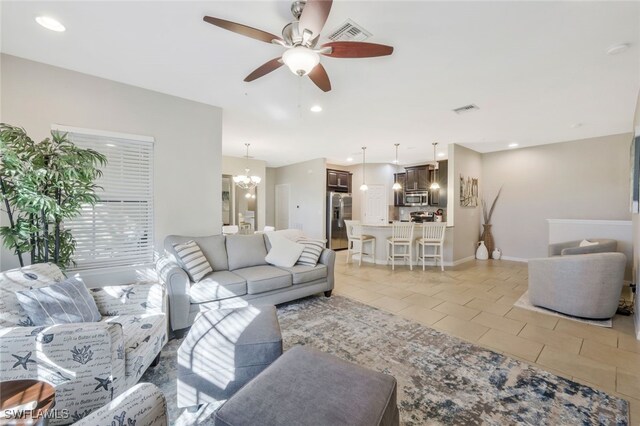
[156, 233, 335, 333]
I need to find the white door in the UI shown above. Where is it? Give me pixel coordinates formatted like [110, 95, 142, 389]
[275, 184, 290, 230]
[363, 184, 388, 225]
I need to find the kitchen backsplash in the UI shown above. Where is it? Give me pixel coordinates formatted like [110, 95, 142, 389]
[391, 206, 447, 221]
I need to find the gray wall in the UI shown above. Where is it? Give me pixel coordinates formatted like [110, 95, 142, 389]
[482, 133, 632, 261]
[265, 167, 277, 227]
[274, 158, 326, 239]
[0, 54, 223, 271]
[451, 144, 483, 262]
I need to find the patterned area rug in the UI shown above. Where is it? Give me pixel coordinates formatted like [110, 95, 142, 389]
[515, 291, 612, 327]
[142, 295, 628, 425]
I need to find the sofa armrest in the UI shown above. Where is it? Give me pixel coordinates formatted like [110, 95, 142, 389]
[0, 322, 125, 423]
[75, 383, 168, 426]
[318, 249, 336, 290]
[156, 256, 192, 332]
[91, 283, 165, 316]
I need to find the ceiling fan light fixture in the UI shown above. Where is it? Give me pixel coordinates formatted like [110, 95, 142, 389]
[282, 46, 320, 76]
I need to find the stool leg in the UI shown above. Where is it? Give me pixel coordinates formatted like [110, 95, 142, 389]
[440, 243, 444, 271]
[358, 240, 363, 267]
[409, 242, 413, 271]
[372, 240, 376, 265]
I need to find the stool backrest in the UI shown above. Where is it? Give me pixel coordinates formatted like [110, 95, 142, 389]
[222, 225, 239, 235]
[344, 220, 362, 239]
[421, 223, 446, 242]
[392, 222, 414, 240]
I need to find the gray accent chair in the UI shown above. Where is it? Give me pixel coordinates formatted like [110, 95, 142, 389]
[156, 233, 335, 334]
[529, 252, 626, 319]
[548, 238, 618, 256]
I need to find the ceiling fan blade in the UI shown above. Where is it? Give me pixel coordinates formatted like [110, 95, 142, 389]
[298, 0, 333, 39]
[321, 41, 394, 58]
[203, 16, 282, 44]
[308, 63, 331, 92]
[244, 58, 284, 82]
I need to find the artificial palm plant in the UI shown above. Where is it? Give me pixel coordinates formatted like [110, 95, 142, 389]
[0, 124, 107, 268]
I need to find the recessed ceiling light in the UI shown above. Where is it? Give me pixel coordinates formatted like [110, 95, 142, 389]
[346, 157, 353, 162]
[606, 43, 630, 56]
[35, 16, 66, 32]
[105, 143, 116, 147]
[508, 143, 519, 148]
[310, 105, 322, 112]
[437, 152, 445, 157]
[570, 123, 583, 128]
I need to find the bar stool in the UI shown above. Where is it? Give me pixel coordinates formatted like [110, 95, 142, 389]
[386, 222, 415, 270]
[345, 220, 376, 266]
[416, 223, 446, 271]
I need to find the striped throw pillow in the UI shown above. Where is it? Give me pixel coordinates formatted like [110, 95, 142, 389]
[173, 240, 213, 282]
[15, 277, 102, 326]
[296, 239, 326, 266]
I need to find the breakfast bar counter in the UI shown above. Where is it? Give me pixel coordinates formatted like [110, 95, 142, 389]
[352, 223, 454, 267]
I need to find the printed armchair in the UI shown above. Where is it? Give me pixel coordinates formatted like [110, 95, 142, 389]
[0, 263, 167, 424]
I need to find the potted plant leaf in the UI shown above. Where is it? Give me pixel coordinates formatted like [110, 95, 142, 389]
[0, 124, 107, 269]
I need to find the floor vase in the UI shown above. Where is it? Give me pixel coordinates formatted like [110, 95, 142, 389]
[481, 224, 495, 255]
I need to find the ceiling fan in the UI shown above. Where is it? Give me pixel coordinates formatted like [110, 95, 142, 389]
[203, 0, 394, 92]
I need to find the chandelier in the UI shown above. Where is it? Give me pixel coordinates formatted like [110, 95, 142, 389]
[233, 143, 261, 190]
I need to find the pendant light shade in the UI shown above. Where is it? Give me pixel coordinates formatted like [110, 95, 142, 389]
[429, 142, 440, 190]
[392, 143, 402, 191]
[233, 143, 261, 190]
[360, 147, 368, 191]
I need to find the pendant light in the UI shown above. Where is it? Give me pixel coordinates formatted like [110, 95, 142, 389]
[392, 143, 402, 191]
[359, 147, 368, 191]
[233, 143, 261, 190]
[430, 142, 440, 190]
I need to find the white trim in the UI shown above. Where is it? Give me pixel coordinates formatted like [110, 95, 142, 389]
[546, 219, 632, 226]
[451, 255, 475, 266]
[500, 256, 529, 263]
[51, 124, 155, 143]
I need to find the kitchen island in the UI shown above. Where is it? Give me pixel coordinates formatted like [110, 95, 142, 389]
[352, 223, 454, 267]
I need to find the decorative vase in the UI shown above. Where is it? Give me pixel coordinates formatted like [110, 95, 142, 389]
[481, 224, 495, 255]
[476, 241, 489, 260]
[492, 248, 502, 260]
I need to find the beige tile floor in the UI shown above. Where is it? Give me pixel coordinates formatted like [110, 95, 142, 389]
[332, 252, 639, 423]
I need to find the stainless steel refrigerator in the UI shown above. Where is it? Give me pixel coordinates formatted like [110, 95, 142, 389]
[327, 192, 352, 250]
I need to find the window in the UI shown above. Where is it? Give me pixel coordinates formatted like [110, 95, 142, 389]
[55, 126, 154, 270]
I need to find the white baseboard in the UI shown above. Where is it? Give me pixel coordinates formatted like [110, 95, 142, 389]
[451, 256, 475, 266]
[499, 256, 529, 263]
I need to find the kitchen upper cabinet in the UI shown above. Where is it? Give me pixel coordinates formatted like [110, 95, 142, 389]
[393, 173, 406, 206]
[429, 160, 448, 207]
[405, 166, 429, 192]
[327, 169, 352, 193]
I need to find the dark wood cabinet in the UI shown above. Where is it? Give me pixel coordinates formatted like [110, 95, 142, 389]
[393, 173, 406, 206]
[405, 166, 429, 192]
[429, 160, 448, 207]
[327, 169, 352, 193]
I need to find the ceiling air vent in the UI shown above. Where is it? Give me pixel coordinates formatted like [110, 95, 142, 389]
[453, 104, 480, 114]
[327, 19, 372, 42]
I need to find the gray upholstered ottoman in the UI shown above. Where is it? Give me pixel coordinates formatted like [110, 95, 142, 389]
[177, 305, 282, 410]
[214, 346, 400, 426]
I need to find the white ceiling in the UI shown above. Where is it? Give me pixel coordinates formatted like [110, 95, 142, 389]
[2, 1, 639, 167]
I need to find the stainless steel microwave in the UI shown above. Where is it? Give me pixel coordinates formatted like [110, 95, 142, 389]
[405, 192, 429, 206]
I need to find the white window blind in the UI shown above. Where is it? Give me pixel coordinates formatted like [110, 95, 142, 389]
[61, 128, 154, 270]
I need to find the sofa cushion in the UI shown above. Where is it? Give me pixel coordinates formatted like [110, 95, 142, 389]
[265, 233, 304, 268]
[233, 266, 292, 294]
[226, 234, 268, 271]
[189, 271, 247, 304]
[165, 235, 229, 271]
[173, 240, 213, 282]
[0, 263, 67, 327]
[16, 277, 102, 326]
[276, 264, 328, 285]
[104, 313, 167, 385]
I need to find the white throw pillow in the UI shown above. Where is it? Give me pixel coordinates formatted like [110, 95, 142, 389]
[265, 233, 305, 268]
[579, 239, 599, 247]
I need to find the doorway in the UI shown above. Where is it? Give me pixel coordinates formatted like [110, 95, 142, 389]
[362, 184, 388, 225]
